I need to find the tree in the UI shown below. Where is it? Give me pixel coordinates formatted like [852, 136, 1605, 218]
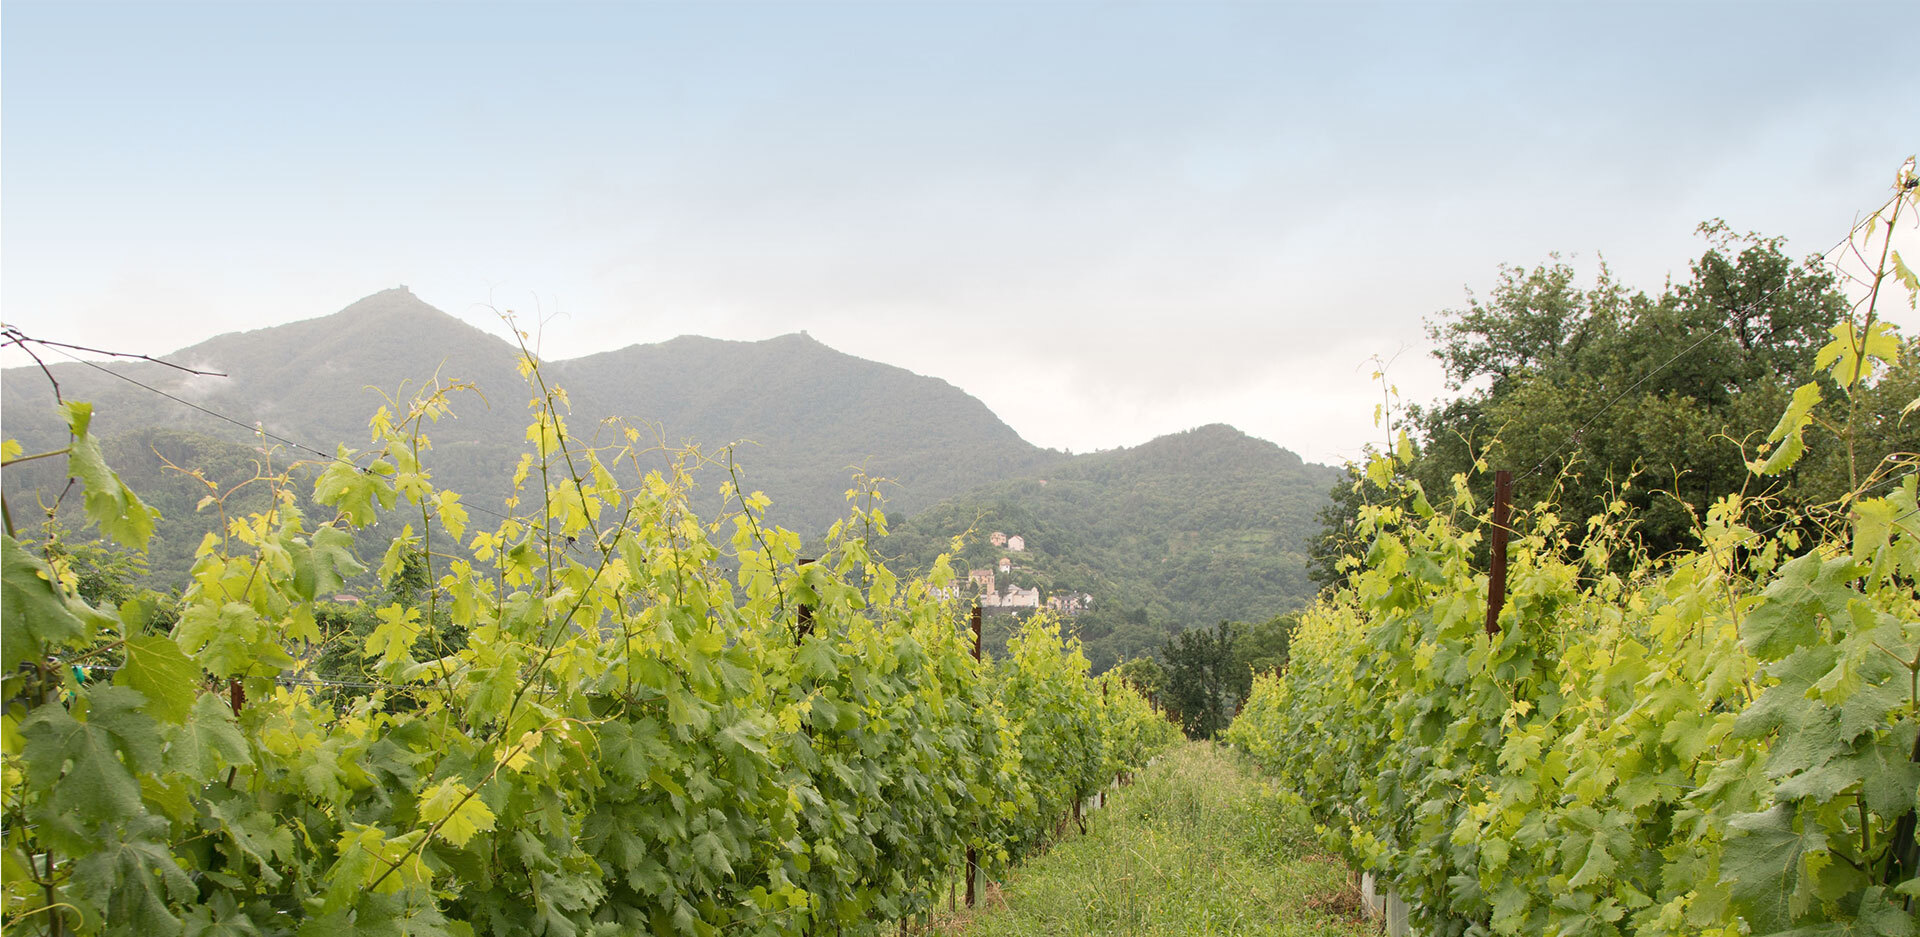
[1160, 621, 1239, 739]
[1113, 655, 1168, 709]
[1232, 613, 1295, 677]
[1314, 224, 1914, 578]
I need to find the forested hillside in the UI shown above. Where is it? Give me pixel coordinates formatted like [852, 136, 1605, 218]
[882, 424, 1338, 671]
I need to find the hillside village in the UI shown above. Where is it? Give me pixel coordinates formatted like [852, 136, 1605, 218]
[962, 531, 1093, 615]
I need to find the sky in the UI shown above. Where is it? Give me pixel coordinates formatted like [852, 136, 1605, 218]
[2, 1, 1915, 465]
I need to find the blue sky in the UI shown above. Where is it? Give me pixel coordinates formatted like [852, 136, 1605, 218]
[3, 1, 1914, 462]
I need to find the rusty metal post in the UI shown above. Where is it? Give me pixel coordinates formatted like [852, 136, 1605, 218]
[1486, 470, 1511, 636]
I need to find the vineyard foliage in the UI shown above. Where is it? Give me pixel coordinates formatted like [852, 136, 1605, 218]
[0, 351, 1178, 936]
[1229, 170, 1920, 935]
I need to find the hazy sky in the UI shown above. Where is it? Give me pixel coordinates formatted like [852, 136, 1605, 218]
[3, 1, 1914, 464]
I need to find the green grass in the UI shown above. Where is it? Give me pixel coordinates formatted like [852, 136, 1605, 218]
[936, 742, 1372, 937]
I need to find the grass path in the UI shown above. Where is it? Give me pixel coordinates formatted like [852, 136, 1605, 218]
[934, 742, 1372, 937]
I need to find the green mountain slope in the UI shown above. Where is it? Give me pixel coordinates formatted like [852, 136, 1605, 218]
[879, 424, 1340, 672]
[5, 290, 1335, 663]
[2, 289, 1062, 555]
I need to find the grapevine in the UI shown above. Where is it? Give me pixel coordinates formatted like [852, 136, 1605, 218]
[0, 351, 1177, 935]
[1228, 163, 1920, 936]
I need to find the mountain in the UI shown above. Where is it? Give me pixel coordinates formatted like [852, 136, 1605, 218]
[3, 288, 1061, 523]
[878, 424, 1341, 671]
[2, 288, 1062, 576]
[3, 289, 1340, 663]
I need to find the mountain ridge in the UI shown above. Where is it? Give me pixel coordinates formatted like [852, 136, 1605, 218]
[4, 289, 1337, 653]
[878, 420, 1338, 670]
[2, 288, 1064, 534]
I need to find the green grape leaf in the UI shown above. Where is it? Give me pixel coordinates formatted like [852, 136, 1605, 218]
[1892, 249, 1918, 310]
[1850, 886, 1919, 936]
[205, 792, 292, 886]
[365, 605, 423, 665]
[2, 532, 89, 669]
[692, 831, 734, 878]
[1753, 382, 1823, 476]
[796, 638, 839, 680]
[176, 601, 271, 678]
[180, 895, 271, 937]
[1490, 881, 1532, 932]
[1742, 554, 1857, 661]
[1816, 320, 1902, 390]
[21, 686, 160, 826]
[313, 447, 396, 526]
[418, 779, 494, 847]
[719, 720, 769, 758]
[1772, 756, 1865, 804]
[69, 831, 195, 935]
[434, 490, 469, 542]
[292, 525, 364, 602]
[64, 400, 160, 548]
[1722, 804, 1829, 934]
[1835, 679, 1907, 744]
[1858, 724, 1920, 818]
[1567, 830, 1619, 888]
[169, 693, 253, 777]
[115, 633, 202, 724]
[1768, 886, 1919, 936]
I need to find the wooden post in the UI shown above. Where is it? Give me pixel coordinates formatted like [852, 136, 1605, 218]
[1486, 470, 1511, 636]
[966, 602, 982, 907]
[796, 557, 815, 645]
[226, 677, 246, 788]
[970, 603, 983, 661]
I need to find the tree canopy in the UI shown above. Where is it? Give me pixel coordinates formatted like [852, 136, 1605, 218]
[1312, 224, 1920, 587]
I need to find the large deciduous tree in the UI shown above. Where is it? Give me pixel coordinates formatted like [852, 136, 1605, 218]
[1311, 224, 1920, 589]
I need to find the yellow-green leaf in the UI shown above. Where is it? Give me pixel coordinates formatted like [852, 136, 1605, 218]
[1752, 382, 1822, 475]
[364, 604, 422, 664]
[417, 779, 494, 846]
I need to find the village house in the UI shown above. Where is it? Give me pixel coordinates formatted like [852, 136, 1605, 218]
[968, 568, 995, 593]
[1045, 592, 1089, 615]
[1006, 535, 1026, 552]
[979, 584, 1041, 610]
[1001, 585, 1041, 609]
[988, 531, 1008, 547]
[997, 557, 1012, 574]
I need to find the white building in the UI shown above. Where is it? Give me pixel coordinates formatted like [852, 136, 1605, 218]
[1002, 585, 1041, 609]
